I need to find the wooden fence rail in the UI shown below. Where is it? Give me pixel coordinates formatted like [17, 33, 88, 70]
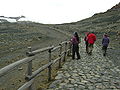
[0, 57, 35, 77]
[0, 40, 71, 90]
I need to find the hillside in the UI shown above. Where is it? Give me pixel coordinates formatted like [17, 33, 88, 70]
[50, 2, 120, 69]
[0, 21, 69, 69]
[0, 2, 120, 90]
[0, 21, 70, 90]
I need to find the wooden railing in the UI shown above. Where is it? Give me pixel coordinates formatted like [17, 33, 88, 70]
[0, 40, 72, 90]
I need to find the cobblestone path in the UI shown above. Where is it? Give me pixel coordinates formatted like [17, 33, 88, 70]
[48, 39, 120, 90]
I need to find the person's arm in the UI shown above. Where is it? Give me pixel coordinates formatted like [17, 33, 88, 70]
[108, 38, 110, 44]
[86, 36, 89, 41]
[71, 37, 75, 44]
[94, 35, 96, 41]
[102, 38, 104, 44]
[84, 37, 86, 41]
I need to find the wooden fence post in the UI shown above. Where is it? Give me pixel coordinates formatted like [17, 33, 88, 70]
[26, 47, 34, 90]
[48, 49, 52, 81]
[67, 42, 70, 56]
[63, 42, 67, 62]
[68, 42, 72, 56]
[59, 44, 62, 68]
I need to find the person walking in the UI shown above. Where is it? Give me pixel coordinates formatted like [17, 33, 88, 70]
[71, 32, 80, 60]
[87, 32, 96, 55]
[84, 32, 90, 53]
[102, 33, 110, 56]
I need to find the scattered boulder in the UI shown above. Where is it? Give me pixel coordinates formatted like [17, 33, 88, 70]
[117, 31, 120, 36]
[18, 67, 23, 71]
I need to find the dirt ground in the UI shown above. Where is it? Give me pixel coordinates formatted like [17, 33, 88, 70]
[0, 23, 120, 90]
[0, 24, 70, 90]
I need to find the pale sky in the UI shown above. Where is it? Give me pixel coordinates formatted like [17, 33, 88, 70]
[0, 0, 120, 24]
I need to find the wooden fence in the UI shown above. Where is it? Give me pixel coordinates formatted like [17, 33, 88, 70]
[0, 40, 72, 90]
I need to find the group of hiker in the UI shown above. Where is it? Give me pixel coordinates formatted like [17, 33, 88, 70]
[70, 32, 110, 60]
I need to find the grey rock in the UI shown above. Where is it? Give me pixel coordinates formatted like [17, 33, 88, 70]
[49, 80, 62, 89]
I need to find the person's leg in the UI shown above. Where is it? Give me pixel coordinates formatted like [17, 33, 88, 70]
[102, 46, 106, 56]
[86, 42, 88, 53]
[89, 44, 93, 55]
[88, 44, 90, 54]
[90, 44, 93, 54]
[72, 45, 75, 59]
[104, 46, 107, 56]
[76, 45, 80, 59]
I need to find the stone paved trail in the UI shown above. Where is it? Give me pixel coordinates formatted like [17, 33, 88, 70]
[48, 39, 120, 90]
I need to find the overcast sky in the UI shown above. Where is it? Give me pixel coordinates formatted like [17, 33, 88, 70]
[0, 0, 120, 24]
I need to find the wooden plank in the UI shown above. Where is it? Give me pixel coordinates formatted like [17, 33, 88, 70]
[27, 47, 33, 76]
[60, 41, 67, 45]
[0, 56, 34, 77]
[26, 62, 52, 80]
[63, 42, 67, 62]
[28, 46, 54, 55]
[59, 45, 62, 68]
[18, 78, 34, 90]
[52, 57, 61, 64]
[26, 57, 61, 80]
[67, 49, 70, 52]
[61, 51, 65, 56]
[51, 46, 60, 52]
[48, 48, 52, 81]
[66, 41, 70, 44]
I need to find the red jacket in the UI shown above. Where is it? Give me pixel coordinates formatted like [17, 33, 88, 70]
[87, 33, 96, 44]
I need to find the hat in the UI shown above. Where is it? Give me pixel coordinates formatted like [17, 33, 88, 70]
[73, 32, 77, 35]
[104, 33, 108, 37]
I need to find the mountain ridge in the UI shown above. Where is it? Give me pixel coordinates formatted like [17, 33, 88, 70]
[109, 2, 120, 11]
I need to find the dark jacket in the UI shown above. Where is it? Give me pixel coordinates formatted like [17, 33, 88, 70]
[102, 37, 109, 47]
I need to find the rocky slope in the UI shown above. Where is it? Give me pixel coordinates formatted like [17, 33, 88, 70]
[50, 2, 120, 69]
[108, 2, 120, 11]
[0, 2, 120, 90]
[0, 21, 69, 90]
[0, 21, 69, 68]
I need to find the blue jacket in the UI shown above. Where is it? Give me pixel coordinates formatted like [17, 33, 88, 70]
[102, 37, 109, 46]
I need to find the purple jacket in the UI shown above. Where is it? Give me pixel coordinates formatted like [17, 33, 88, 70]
[102, 37, 109, 46]
[71, 36, 79, 45]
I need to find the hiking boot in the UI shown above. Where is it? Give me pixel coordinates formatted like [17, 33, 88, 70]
[77, 57, 81, 60]
[88, 52, 92, 55]
[72, 58, 75, 60]
[103, 53, 106, 56]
